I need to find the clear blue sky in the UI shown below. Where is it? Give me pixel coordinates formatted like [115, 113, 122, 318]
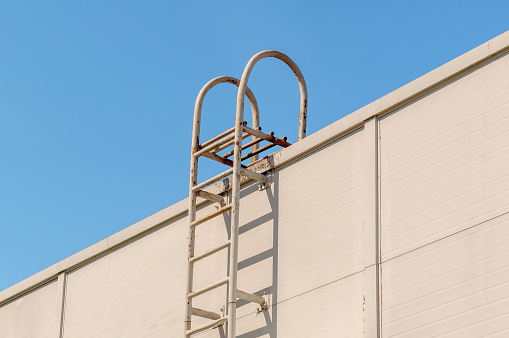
[1, 1, 508, 292]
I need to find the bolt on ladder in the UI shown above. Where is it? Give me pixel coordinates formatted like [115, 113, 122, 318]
[184, 51, 308, 338]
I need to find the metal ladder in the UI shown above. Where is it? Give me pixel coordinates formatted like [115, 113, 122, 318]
[184, 51, 308, 338]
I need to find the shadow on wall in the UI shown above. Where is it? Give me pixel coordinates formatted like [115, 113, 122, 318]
[220, 171, 280, 337]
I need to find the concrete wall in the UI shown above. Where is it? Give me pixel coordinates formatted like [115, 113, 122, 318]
[1, 31, 509, 337]
[0, 281, 59, 337]
[61, 128, 366, 337]
[379, 48, 509, 337]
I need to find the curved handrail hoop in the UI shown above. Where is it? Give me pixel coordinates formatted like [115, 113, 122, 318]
[235, 50, 308, 143]
[191, 76, 260, 153]
[189, 76, 260, 187]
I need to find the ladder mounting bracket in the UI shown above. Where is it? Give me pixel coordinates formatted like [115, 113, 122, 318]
[258, 171, 272, 191]
[258, 181, 271, 191]
[256, 289, 270, 314]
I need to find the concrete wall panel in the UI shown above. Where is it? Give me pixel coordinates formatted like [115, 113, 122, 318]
[194, 272, 364, 338]
[278, 130, 365, 302]
[382, 212, 509, 337]
[61, 127, 366, 337]
[380, 52, 509, 260]
[192, 130, 366, 335]
[63, 217, 188, 337]
[0, 281, 58, 338]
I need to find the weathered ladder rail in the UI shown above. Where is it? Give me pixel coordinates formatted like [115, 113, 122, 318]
[184, 51, 308, 338]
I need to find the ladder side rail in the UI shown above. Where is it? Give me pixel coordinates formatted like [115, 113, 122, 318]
[185, 76, 260, 335]
[185, 173, 198, 332]
[227, 50, 308, 338]
[228, 120, 243, 338]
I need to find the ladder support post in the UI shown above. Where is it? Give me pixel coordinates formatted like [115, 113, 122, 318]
[196, 190, 224, 204]
[236, 289, 266, 306]
[240, 168, 268, 184]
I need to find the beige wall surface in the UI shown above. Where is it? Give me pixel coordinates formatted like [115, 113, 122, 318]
[2, 32, 509, 338]
[381, 212, 509, 337]
[63, 216, 188, 337]
[380, 51, 509, 336]
[62, 129, 366, 337]
[0, 281, 58, 338]
[380, 51, 509, 261]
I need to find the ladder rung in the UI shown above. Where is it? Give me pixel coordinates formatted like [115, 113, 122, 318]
[190, 240, 230, 263]
[191, 203, 232, 227]
[200, 126, 237, 148]
[240, 168, 268, 184]
[192, 168, 233, 192]
[201, 151, 235, 167]
[196, 190, 224, 204]
[185, 317, 228, 337]
[188, 277, 229, 299]
[194, 133, 236, 158]
[243, 125, 292, 148]
[202, 152, 248, 169]
[222, 137, 263, 159]
[236, 289, 266, 306]
[211, 132, 250, 154]
[191, 307, 221, 320]
[241, 142, 277, 161]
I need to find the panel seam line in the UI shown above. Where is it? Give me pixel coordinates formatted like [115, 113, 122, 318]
[382, 210, 509, 264]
